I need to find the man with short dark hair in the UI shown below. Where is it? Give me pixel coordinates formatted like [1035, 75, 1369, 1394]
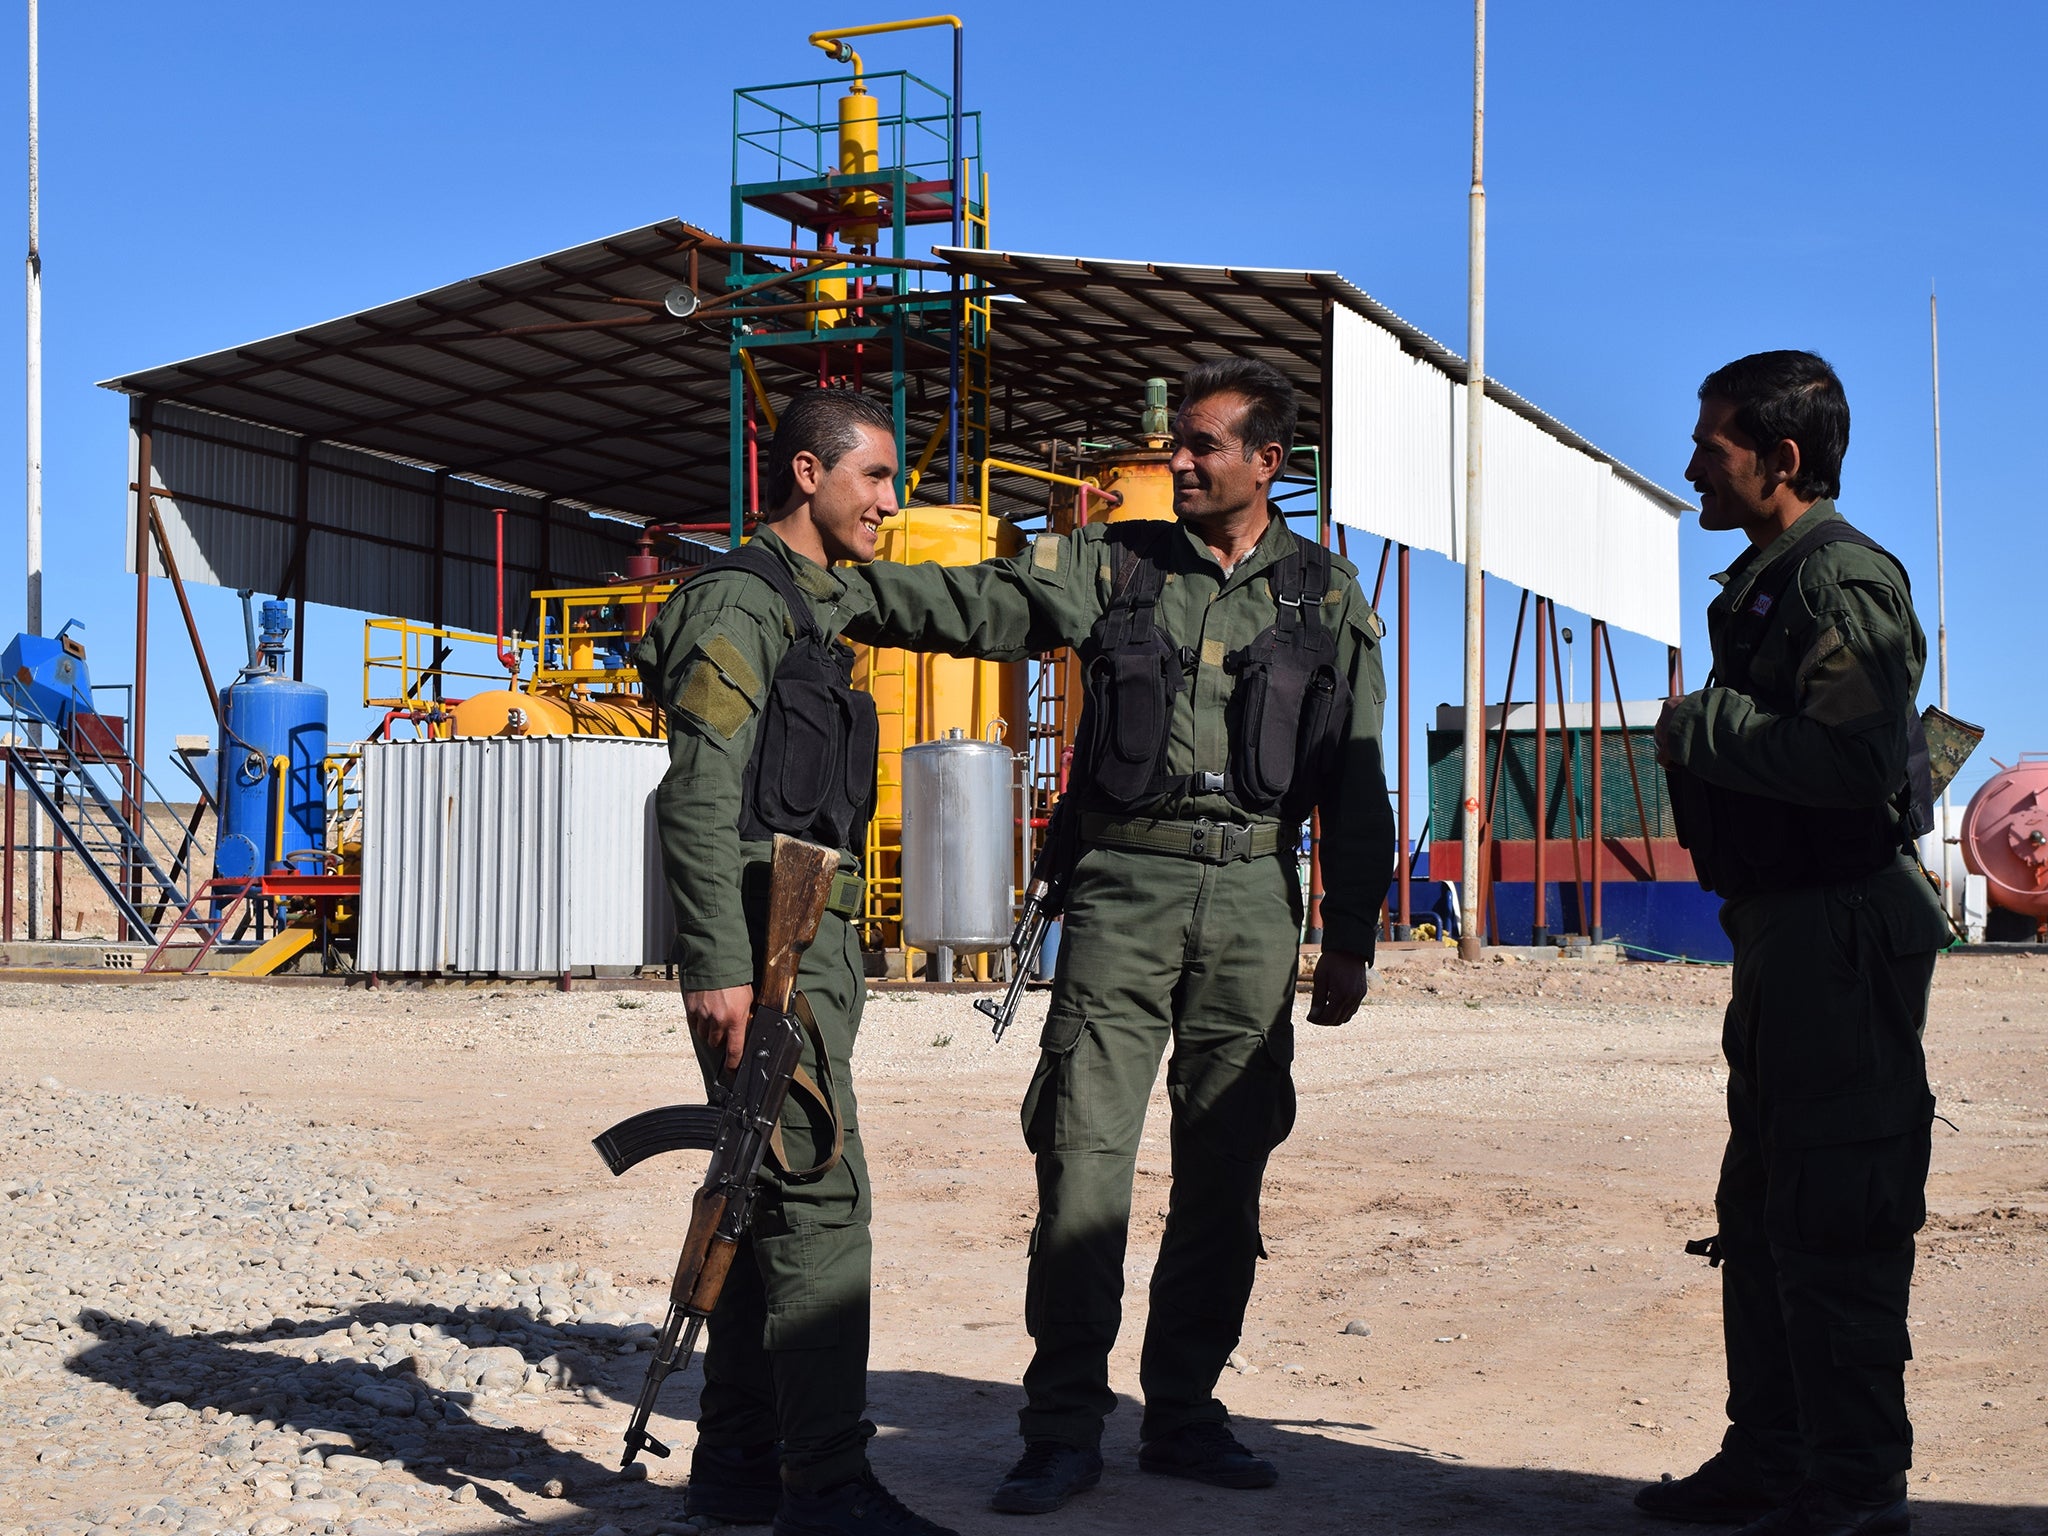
[836, 356, 1396, 1513]
[636, 386, 957, 1536]
[1643, 351, 1948, 1536]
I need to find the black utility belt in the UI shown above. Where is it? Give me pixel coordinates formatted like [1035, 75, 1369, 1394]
[1081, 813, 1284, 864]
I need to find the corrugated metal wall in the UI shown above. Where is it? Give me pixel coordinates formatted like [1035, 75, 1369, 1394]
[1328, 305, 1683, 646]
[127, 402, 644, 635]
[358, 738, 673, 975]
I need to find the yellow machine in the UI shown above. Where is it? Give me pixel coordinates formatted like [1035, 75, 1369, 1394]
[855, 503, 1024, 947]
[838, 82, 881, 245]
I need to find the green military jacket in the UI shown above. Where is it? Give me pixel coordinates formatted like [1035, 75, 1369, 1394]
[1665, 501, 1923, 811]
[1663, 500, 1948, 939]
[635, 527, 874, 992]
[837, 510, 1396, 955]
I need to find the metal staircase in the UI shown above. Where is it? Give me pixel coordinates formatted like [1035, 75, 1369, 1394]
[3, 695, 192, 945]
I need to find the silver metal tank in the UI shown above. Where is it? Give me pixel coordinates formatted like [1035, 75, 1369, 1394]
[901, 729, 1014, 953]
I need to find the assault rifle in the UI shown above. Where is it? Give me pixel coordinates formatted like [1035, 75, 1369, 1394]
[975, 793, 1080, 1043]
[591, 833, 843, 1470]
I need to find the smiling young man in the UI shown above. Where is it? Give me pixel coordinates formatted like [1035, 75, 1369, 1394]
[833, 357, 1396, 1513]
[1645, 352, 1947, 1536]
[635, 387, 955, 1536]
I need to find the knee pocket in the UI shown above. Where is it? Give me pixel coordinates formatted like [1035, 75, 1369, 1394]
[1831, 1319, 1912, 1368]
[1172, 1026, 1297, 1163]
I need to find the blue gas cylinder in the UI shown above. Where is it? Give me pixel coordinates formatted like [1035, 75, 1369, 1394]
[214, 602, 328, 881]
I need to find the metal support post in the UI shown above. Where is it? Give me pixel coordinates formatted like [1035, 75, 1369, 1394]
[1396, 544, 1411, 938]
[24, 0, 42, 943]
[1590, 618, 1603, 942]
[1457, 0, 1488, 962]
[1533, 598, 1548, 945]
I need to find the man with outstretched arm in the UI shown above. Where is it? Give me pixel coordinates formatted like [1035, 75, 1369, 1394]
[837, 357, 1397, 1514]
[635, 387, 956, 1536]
[1642, 351, 1949, 1536]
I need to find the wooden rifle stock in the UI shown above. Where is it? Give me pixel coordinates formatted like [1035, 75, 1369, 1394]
[600, 833, 845, 1470]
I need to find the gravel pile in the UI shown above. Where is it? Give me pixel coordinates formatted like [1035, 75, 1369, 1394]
[0, 1076, 676, 1536]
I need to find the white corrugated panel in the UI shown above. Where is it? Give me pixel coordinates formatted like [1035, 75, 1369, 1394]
[359, 737, 672, 975]
[1329, 305, 1684, 646]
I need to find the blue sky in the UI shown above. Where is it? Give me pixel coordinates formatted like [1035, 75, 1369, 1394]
[0, 0, 2040, 814]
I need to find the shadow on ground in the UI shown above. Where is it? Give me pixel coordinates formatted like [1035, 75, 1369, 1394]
[66, 1319, 2048, 1536]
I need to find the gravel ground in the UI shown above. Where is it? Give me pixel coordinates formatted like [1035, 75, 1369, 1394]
[0, 952, 2043, 1536]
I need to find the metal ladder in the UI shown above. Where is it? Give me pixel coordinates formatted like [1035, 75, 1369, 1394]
[3, 701, 192, 945]
[143, 877, 257, 974]
[962, 167, 994, 479]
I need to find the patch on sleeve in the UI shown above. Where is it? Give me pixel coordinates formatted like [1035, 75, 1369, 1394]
[677, 661, 754, 740]
[700, 632, 764, 704]
[675, 630, 765, 742]
[1031, 533, 1062, 571]
[1796, 626, 1885, 728]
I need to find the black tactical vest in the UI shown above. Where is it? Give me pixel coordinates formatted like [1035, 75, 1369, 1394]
[697, 544, 878, 854]
[1073, 523, 1352, 825]
[1668, 519, 1933, 898]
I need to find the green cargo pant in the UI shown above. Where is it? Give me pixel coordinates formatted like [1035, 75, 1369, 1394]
[690, 902, 873, 1493]
[1712, 858, 1946, 1500]
[1019, 841, 1302, 1449]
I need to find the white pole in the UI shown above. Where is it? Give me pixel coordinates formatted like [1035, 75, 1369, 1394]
[1457, 0, 1487, 962]
[1930, 285, 1954, 916]
[23, 0, 42, 941]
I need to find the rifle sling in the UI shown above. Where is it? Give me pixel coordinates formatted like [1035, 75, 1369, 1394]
[766, 991, 844, 1182]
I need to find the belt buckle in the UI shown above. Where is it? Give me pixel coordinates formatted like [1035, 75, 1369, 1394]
[1192, 770, 1225, 794]
[1219, 823, 1251, 862]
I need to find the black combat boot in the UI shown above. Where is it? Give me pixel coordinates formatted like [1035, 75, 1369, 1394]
[990, 1440, 1103, 1515]
[773, 1469, 959, 1536]
[1731, 1483, 1910, 1536]
[685, 1440, 783, 1527]
[1136, 1420, 1277, 1489]
[1636, 1449, 1802, 1524]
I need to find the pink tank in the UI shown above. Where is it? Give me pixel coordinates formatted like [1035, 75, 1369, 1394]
[1961, 755, 2048, 918]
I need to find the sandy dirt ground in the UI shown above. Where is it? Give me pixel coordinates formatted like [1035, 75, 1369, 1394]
[2, 949, 2043, 1536]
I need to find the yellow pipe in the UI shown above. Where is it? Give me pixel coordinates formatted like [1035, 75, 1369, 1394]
[809, 14, 963, 63]
[905, 414, 948, 493]
[270, 754, 289, 870]
[738, 350, 779, 431]
[979, 458, 1124, 519]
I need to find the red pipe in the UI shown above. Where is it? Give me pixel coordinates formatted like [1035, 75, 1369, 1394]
[494, 508, 518, 675]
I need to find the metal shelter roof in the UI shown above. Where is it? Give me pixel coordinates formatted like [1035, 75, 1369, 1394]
[940, 245, 1688, 516]
[98, 218, 1688, 636]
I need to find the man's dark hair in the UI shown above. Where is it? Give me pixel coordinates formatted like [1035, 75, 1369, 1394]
[1179, 356, 1298, 462]
[1697, 350, 1850, 501]
[765, 386, 897, 511]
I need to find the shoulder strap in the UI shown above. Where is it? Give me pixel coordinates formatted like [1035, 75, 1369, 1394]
[1744, 520, 1909, 625]
[698, 542, 822, 642]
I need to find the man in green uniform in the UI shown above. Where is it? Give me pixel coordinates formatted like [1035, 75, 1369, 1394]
[636, 387, 956, 1536]
[1643, 352, 1949, 1536]
[833, 357, 1395, 1513]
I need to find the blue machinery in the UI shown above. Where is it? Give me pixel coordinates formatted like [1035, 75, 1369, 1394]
[213, 601, 329, 883]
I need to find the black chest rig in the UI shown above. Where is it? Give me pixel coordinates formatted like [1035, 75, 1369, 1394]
[701, 544, 878, 854]
[1073, 523, 1351, 826]
[1670, 519, 1932, 898]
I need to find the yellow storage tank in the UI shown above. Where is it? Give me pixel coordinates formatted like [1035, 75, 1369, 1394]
[449, 690, 662, 740]
[853, 503, 1025, 946]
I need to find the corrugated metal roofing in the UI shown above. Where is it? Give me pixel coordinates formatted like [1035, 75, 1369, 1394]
[101, 219, 1690, 638]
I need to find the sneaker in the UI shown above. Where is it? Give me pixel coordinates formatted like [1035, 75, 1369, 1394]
[990, 1441, 1104, 1515]
[685, 1440, 782, 1527]
[1732, 1484, 1910, 1536]
[1136, 1421, 1277, 1490]
[1635, 1450, 1801, 1524]
[774, 1470, 960, 1536]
